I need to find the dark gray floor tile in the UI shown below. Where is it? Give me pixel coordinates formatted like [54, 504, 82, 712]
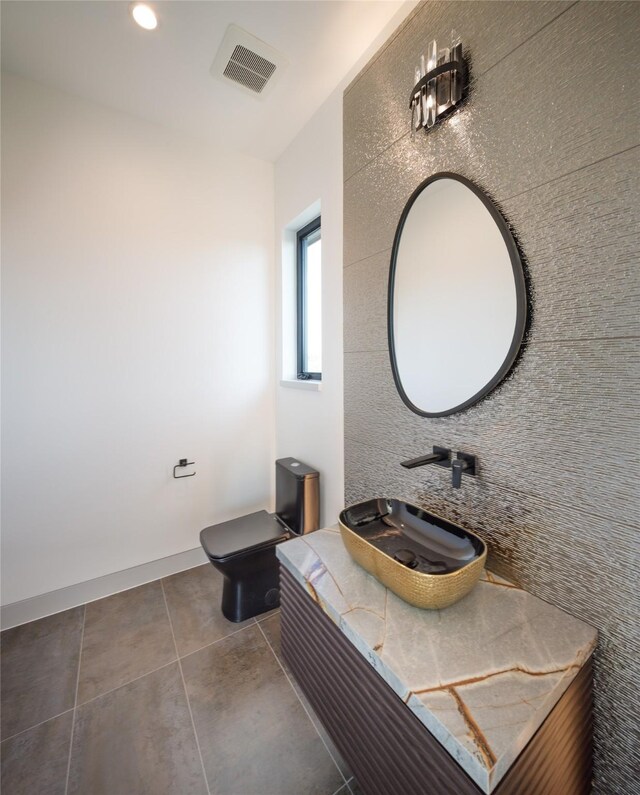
[162, 564, 253, 657]
[1, 607, 83, 739]
[182, 624, 343, 795]
[68, 663, 206, 795]
[348, 779, 363, 795]
[255, 605, 280, 623]
[257, 611, 287, 667]
[1, 711, 73, 795]
[78, 581, 175, 703]
[259, 612, 353, 781]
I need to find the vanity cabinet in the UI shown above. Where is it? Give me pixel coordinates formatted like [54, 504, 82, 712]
[281, 568, 593, 795]
[276, 530, 596, 795]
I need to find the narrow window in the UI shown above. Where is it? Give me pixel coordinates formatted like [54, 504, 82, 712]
[296, 216, 322, 380]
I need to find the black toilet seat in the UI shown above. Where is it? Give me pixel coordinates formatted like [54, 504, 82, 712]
[200, 510, 289, 564]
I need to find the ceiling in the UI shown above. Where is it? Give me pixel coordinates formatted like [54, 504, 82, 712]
[1, 0, 408, 161]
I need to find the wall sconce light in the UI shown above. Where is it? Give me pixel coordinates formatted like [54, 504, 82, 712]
[410, 31, 467, 136]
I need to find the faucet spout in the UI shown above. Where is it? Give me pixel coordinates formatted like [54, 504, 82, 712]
[401, 446, 451, 469]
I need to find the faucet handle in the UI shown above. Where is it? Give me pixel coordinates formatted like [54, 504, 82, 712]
[451, 452, 477, 488]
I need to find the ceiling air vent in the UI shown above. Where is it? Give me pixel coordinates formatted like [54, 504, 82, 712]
[211, 24, 287, 99]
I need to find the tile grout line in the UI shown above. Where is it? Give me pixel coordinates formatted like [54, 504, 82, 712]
[254, 608, 279, 624]
[344, 139, 640, 269]
[64, 603, 86, 795]
[343, 435, 640, 532]
[255, 619, 350, 788]
[0, 559, 210, 633]
[344, 332, 640, 355]
[1, 590, 219, 743]
[481, 0, 579, 80]
[345, 134, 639, 247]
[69, 609, 258, 711]
[160, 579, 212, 795]
[343, 0, 579, 184]
[75, 659, 178, 709]
[177, 621, 257, 663]
[0, 707, 75, 745]
[343, 246, 392, 271]
[498, 142, 640, 205]
[534, 334, 640, 345]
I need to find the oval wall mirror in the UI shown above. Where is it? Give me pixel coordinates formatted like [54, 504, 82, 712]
[388, 173, 527, 417]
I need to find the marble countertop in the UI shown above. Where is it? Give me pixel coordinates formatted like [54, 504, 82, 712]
[276, 527, 597, 794]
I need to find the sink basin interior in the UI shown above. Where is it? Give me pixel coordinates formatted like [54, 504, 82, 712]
[339, 498, 485, 575]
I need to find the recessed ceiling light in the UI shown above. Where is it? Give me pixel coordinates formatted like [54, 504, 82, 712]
[131, 3, 158, 31]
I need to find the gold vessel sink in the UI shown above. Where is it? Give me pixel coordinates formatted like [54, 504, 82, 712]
[339, 499, 487, 609]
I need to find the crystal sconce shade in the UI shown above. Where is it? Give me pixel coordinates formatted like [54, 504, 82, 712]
[410, 32, 466, 135]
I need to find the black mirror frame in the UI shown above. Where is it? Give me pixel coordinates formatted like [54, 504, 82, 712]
[388, 172, 528, 418]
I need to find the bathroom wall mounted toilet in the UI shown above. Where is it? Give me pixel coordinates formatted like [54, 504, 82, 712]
[200, 458, 319, 622]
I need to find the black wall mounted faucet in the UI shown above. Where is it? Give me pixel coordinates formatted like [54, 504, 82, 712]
[401, 446, 451, 469]
[451, 452, 476, 488]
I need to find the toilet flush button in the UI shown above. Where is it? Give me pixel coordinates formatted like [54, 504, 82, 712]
[291, 462, 300, 467]
[265, 588, 279, 607]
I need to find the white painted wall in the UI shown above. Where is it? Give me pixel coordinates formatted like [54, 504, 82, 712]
[274, 89, 345, 527]
[1, 74, 275, 605]
[273, 2, 416, 527]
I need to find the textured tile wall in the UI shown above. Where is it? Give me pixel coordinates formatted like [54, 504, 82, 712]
[343, 2, 640, 793]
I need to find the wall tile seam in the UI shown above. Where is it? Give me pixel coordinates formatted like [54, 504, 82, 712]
[343, 0, 581, 182]
[343, 131, 408, 188]
[498, 142, 640, 205]
[478, 0, 580, 80]
[535, 334, 640, 345]
[344, 438, 640, 490]
[343, 0, 581, 103]
[344, 134, 640, 217]
[343, 349, 390, 354]
[343, 140, 640, 267]
[344, 334, 640, 355]
[343, 247, 392, 271]
[343, 1, 427, 98]
[343, 435, 640, 531]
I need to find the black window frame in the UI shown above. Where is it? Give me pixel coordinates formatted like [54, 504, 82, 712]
[296, 216, 322, 381]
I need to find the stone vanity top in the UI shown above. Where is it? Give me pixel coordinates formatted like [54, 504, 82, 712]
[276, 527, 597, 794]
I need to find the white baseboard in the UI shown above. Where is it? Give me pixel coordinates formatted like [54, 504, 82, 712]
[1, 546, 208, 630]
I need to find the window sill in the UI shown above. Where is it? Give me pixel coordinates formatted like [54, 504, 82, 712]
[280, 379, 322, 392]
